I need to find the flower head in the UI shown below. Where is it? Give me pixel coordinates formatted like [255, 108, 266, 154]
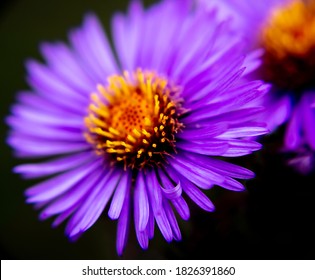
[199, 0, 315, 173]
[84, 70, 184, 170]
[7, 0, 268, 254]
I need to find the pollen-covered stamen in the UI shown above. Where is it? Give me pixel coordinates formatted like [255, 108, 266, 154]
[84, 69, 184, 169]
[260, 0, 315, 91]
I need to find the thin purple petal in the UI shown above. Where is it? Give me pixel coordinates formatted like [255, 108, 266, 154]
[108, 171, 131, 220]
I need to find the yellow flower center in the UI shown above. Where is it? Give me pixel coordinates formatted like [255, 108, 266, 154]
[84, 69, 184, 169]
[260, 0, 315, 91]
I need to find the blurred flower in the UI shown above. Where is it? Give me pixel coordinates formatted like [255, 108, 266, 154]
[7, 0, 268, 254]
[199, 0, 315, 173]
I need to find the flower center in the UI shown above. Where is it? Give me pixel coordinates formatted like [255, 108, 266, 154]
[260, 0, 315, 92]
[84, 69, 184, 169]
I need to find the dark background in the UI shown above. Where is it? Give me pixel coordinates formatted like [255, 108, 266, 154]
[1, 0, 315, 260]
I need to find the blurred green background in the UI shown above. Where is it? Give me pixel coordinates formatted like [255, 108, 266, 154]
[1, 0, 315, 260]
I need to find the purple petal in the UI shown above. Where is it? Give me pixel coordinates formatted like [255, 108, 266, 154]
[134, 222, 149, 250]
[15, 91, 81, 117]
[170, 160, 213, 189]
[302, 94, 315, 149]
[262, 95, 292, 132]
[221, 139, 262, 156]
[147, 209, 155, 240]
[219, 125, 269, 138]
[183, 106, 265, 125]
[26, 60, 87, 108]
[171, 197, 190, 220]
[177, 170, 215, 212]
[198, 74, 265, 106]
[8, 134, 89, 158]
[111, 1, 144, 71]
[181, 40, 243, 92]
[40, 42, 94, 93]
[158, 170, 182, 200]
[186, 59, 245, 103]
[172, 20, 229, 81]
[158, 169, 190, 220]
[183, 152, 255, 179]
[171, 155, 225, 188]
[288, 152, 314, 174]
[146, 0, 191, 71]
[134, 173, 150, 249]
[52, 203, 78, 228]
[243, 48, 264, 74]
[178, 141, 229, 156]
[135, 232, 149, 250]
[65, 168, 121, 236]
[179, 123, 228, 140]
[108, 171, 131, 220]
[39, 164, 105, 219]
[25, 159, 101, 203]
[154, 208, 173, 242]
[134, 171, 149, 231]
[220, 177, 246, 191]
[69, 14, 118, 84]
[145, 170, 163, 214]
[81, 14, 119, 76]
[146, 171, 173, 242]
[116, 184, 131, 255]
[14, 151, 94, 179]
[9, 105, 84, 128]
[284, 105, 302, 150]
[163, 200, 181, 241]
[8, 119, 84, 142]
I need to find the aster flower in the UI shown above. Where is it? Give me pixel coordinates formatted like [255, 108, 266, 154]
[199, 0, 315, 173]
[7, 0, 269, 254]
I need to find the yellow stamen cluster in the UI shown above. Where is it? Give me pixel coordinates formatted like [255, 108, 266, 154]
[84, 69, 184, 169]
[260, 0, 315, 90]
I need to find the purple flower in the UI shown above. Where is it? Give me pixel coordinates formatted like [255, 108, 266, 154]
[199, 0, 315, 173]
[7, 0, 268, 254]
